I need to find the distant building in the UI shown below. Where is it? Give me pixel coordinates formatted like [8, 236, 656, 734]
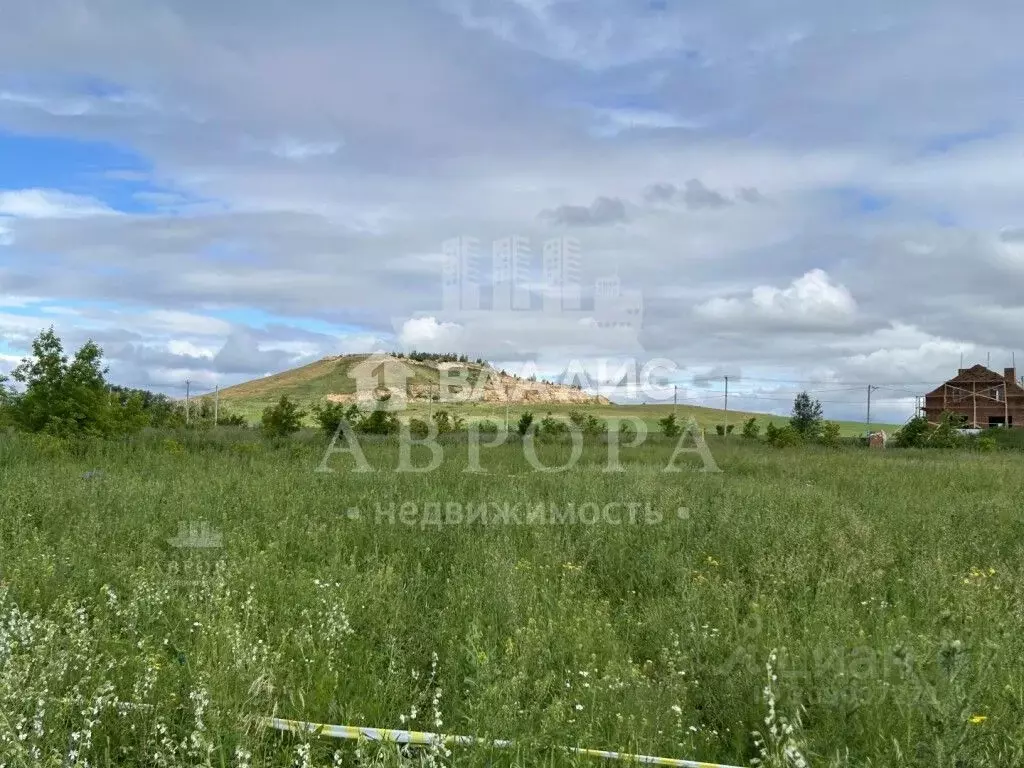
[922, 365, 1024, 428]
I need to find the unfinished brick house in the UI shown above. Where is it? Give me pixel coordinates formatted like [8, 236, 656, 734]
[922, 365, 1024, 428]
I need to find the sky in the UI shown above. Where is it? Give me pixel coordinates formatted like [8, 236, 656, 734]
[2, 0, 1024, 423]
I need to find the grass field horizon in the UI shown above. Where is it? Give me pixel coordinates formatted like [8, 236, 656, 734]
[195, 353, 901, 437]
[2, 429, 1020, 766]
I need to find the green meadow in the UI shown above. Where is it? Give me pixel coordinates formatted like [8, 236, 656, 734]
[1, 430, 1021, 766]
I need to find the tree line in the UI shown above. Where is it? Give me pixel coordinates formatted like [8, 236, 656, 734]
[0, 328, 245, 438]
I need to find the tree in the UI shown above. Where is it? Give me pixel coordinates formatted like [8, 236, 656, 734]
[9, 328, 116, 437]
[109, 385, 182, 428]
[658, 413, 681, 438]
[0, 374, 15, 428]
[790, 392, 823, 439]
[260, 395, 305, 439]
[741, 417, 760, 439]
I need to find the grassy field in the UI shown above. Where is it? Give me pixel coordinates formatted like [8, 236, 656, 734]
[2, 430, 1021, 766]
[216, 398, 895, 440]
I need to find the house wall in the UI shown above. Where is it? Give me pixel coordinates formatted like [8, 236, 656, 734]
[924, 389, 1024, 427]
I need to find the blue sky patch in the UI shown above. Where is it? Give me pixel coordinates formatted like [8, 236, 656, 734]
[0, 130, 187, 214]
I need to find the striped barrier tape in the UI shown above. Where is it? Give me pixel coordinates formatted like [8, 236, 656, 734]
[260, 716, 746, 768]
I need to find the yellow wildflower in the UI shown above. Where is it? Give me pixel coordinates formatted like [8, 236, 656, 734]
[968, 715, 987, 725]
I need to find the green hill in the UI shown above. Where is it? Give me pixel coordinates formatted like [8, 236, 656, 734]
[211, 354, 438, 405]
[200, 354, 897, 436]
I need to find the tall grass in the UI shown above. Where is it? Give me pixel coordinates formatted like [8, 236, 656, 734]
[1, 431, 1022, 766]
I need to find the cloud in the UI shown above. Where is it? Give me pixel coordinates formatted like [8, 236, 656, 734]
[212, 329, 304, 375]
[737, 187, 765, 203]
[641, 179, 734, 209]
[242, 136, 344, 161]
[143, 310, 233, 337]
[682, 179, 730, 209]
[694, 269, 858, 329]
[0, 189, 114, 219]
[540, 196, 628, 227]
[444, 0, 697, 70]
[397, 316, 464, 351]
[691, 365, 742, 387]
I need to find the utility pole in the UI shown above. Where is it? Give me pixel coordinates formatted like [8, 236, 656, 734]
[673, 384, 677, 415]
[185, 380, 191, 426]
[214, 384, 219, 426]
[724, 376, 729, 435]
[866, 385, 878, 433]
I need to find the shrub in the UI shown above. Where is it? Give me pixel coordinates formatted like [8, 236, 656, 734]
[357, 409, 399, 435]
[715, 424, 725, 436]
[432, 409, 465, 434]
[930, 412, 965, 449]
[162, 438, 186, 455]
[768, 424, 801, 447]
[619, 421, 639, 441]
[217, 412, 249, 428]
[476, 419, 500, 434]
[658, 413, 681, 438]
[260, 395, 306, 439]
[893, 416, 930, 448]
[726, 424, 735, 434]
[311, 401, 360, 435]
[517, 412, 534, 436]
[408, 418, 431, 438]
[539, 413, 568, 437]
[742, 417, 760, 439]
[977, 434, 997, 452]
[820, 421, 841, 447]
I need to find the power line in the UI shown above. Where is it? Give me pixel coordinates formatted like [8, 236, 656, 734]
[693, 374, 941, 387]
